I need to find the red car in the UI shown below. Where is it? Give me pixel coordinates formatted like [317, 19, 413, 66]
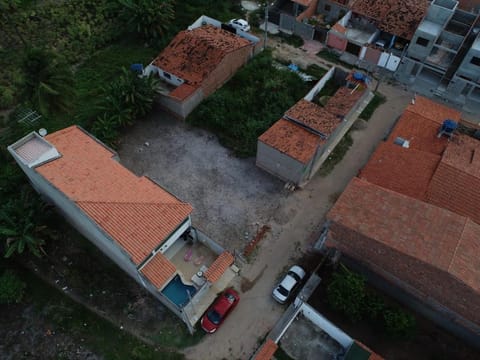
[200, 288, 240, 333]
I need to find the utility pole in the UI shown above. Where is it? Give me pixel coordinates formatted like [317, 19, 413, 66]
[263, 3, 269, 50]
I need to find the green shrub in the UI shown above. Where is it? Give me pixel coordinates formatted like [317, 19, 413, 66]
[279, 33, 304, 47]
[188, 50, 310, 157]
[383, 308, 416, 339]
[327, 265, 366, 322]
[0, 86, 15, 109]
[359, 92, 386, 121]
[131, 345, 155, 360]
[364, 292, 385, 321]
[0, 270, 26, 304]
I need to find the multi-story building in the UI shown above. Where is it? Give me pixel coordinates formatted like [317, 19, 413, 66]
[395, 0, 480, 114]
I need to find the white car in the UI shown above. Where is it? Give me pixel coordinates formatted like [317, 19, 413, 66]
[228, 19, 251, 32]
[272, 265, 306, 304]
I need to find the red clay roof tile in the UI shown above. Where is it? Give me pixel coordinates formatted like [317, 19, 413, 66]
[388, 110, 448, 155]
[406, 96, 461, 124]
[253, 339, 278, 360]
[37, 126, 193, 265]
[258, 119, 323, 164]
[426, 135, 480, 224]
[324, 86, 365, 117]
[205, 251, 234, 283]
[350, 0, 429, 40]
[359, 142, 441, 201]
[169, 83, 197, 100]
[140, 252, 176, 290]
[328, 178, 467, 271]
[332, 23, 347, 34]
[448, 219, 480, 292]
[153, 25, 251, 87]
[285, 99, 342, 136]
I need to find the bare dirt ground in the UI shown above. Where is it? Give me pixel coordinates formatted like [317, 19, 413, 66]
[118, 77, 412, 360]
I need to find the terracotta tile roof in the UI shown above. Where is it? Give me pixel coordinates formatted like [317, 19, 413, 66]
[253, 339, 278, 360]
[153, 25, 251, 87]
[332, 23, 347, 34]
[37, 126, 193, 265]
[258, 119, 323, 164]
[406, 96, 461, 124]
[140, 252, 176, 290]
[426, 135, 480, 224]
[204, 251, 234, 283]
[350, 0, 429, 40]
[324, 86, 365, 117]
[328, 178, 467, 271]
[448, 219, 480, 292]
[388, 110, 448, 155]
[169, 83, 197, 100]
[359, 142, 441, 201]
[285, 99, 342, 136]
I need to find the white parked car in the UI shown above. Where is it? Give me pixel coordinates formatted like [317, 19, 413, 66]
[272, 265, 306, 304]
[228, 19, 251, 32]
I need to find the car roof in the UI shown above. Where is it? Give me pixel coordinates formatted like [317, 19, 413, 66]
[279, 274, 297, 291]
[212, 289, 238, 316]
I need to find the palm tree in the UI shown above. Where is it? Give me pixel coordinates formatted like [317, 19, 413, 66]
[117, 0, 175, 41]
[0, 187, 49, 258]
[22, 48, 76, 117]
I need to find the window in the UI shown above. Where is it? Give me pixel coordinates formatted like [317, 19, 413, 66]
[470, 56, 480, 66]
[324, 4, 331, 11]
[163, 71, 171, 79]
[416, 37, 429, 47]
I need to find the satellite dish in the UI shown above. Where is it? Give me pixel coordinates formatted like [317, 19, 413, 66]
[38, 128, 47, 137]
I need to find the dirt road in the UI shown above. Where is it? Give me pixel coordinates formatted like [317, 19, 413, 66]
[182, 81, 412, 359]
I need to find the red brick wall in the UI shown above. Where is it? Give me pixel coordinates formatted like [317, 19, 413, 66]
[328, 222, 480, 326]
[327, 32, 347, 51]
[200, 45, 253, 98]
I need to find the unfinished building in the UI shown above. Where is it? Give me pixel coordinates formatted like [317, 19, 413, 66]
[395, 0, 480, 114]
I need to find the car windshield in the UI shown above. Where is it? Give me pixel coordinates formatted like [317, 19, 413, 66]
[277, 285, 290, 297]
[207, 309, 222, 325]
[288, 271, 301, 282]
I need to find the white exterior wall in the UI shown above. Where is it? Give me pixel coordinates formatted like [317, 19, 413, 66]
[300, 303, 354, 348]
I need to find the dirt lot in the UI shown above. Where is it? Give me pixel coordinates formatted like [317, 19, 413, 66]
[119, 114, 288, 253]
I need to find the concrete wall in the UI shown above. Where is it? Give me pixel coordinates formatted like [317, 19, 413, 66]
[256, 141, 312, 184]
[304, 90, 373, 183]
[300, 303, 353, 348]
[407, 29, 439, 61]
[157, 89, 204, 120]
[425, 0, 457, 25]
[328, 221, 480, 340]
[456, 45, 480, 81]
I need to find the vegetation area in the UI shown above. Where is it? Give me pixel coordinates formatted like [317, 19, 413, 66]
[318, 131, 353, 176]
[359, 92, 386, 121]
[327, 264, 416, 339]
[317, 49, 353, 69]
[188, 50, 311, 157]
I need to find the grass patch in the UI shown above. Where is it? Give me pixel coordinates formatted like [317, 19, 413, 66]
[359, 92, 386, 121]
[150, 319, 204, 349]
[187, 50, 310, 157]
[318, 131, 353, 177]
[278, 33, 304, 47]
[317, 49, 353, 69]
[304, 64, 327, 80]
[22, 270, 184, 360]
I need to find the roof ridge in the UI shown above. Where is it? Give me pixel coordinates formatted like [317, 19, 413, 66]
[447, 216, 469, 273]
[76, 200, 191, 206]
